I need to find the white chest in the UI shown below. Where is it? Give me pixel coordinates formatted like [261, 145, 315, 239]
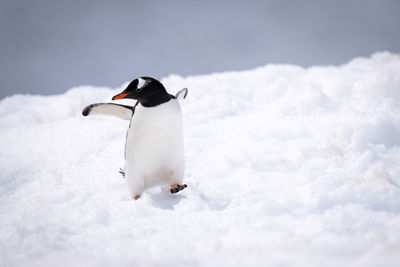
[124, 99, 184, 178]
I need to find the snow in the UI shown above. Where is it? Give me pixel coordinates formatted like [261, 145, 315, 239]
[1, 52, 400, 267]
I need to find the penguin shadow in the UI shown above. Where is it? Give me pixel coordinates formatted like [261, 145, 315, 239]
[147, 188, 185, 210]
[144, 184, 230, 211]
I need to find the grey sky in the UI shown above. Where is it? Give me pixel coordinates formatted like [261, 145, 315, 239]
[0, 0, 399, 99]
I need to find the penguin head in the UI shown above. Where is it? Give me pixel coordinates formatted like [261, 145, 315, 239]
[112, 77, 173, 107]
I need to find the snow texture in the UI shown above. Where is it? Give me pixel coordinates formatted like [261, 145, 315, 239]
[1, 52, 400, 267]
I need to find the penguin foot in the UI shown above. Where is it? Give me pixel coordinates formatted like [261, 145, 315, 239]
[133, 195, 141, 200]
[170, 184, 187, 194]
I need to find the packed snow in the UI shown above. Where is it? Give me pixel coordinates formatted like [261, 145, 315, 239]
[1, 52, 400, 267]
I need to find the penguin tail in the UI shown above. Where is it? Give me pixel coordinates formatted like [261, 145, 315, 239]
[119, 168, 125, 178]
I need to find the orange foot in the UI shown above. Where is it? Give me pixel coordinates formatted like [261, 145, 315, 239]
[133, 195, 141, 200]
[170, 184, 187, 194]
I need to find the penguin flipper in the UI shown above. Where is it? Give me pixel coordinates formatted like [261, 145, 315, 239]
[82, 103, 135, 120]
[175, 88, 188, 100]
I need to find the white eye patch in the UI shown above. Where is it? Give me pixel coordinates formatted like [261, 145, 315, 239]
[137, 78, 146, 89]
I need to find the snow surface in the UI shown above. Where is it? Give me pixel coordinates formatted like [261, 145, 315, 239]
[1, 52, 400, 267]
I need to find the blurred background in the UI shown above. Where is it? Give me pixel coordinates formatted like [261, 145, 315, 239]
[0, 0, 399, 99]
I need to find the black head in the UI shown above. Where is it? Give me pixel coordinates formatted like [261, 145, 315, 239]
[112, 77, 174, 107]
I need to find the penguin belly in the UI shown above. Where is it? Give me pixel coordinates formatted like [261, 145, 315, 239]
[124, 99, 184, 196]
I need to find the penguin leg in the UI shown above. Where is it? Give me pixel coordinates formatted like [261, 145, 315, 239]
[170, 184, 187, 194]
[126, 172, 145, 200]
[168, 169, 186, 194]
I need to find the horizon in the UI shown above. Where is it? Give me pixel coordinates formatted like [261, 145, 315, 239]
[1, 0, 399, 99]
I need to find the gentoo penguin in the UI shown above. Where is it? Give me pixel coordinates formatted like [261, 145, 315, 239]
[82, 77, 188, 200]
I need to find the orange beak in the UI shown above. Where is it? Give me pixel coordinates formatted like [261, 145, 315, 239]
[112, 93, 130, 100]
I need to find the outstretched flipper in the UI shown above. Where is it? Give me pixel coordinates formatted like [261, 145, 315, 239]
[175, 88, 188, 100]
[82, 103, 137, 120]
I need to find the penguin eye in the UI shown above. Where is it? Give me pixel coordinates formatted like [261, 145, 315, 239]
[136, 87, 142, 92]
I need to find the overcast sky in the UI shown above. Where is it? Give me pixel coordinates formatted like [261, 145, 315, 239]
[0, 0, 399, 99]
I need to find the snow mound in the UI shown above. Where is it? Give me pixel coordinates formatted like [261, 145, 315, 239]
[1, 52, 400, 267]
